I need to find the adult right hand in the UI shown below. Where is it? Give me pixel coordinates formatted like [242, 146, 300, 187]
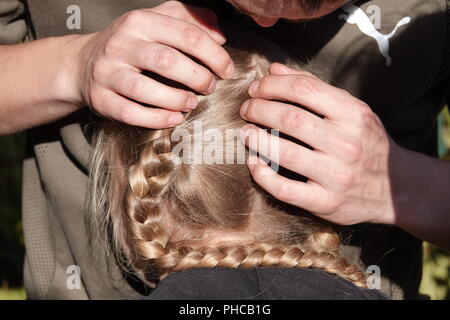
[76, 1, 234, 129]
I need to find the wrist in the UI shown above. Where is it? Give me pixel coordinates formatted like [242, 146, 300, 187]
[366, 141, 407, 226]
[53, 33, 95, 108]
[387, 144, 418, 227]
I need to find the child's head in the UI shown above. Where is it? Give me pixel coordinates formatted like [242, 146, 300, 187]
[90, 31, 366, 288]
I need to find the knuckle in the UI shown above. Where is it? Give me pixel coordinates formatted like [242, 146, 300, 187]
[150, 46, 176, 70]
[280, 147, 299, 168]
[88, 87, 103, 110]
[280, 109, 303, 132]
[116, 105, 133, 124]
[123, 76, 145, 97]
[163, 1, 183, 10]
[122, 10, 144, 26]
[354, 103, 374, 124]
[273, 183, 295, 203]
[334, 169, 354, 191]
[307, 118, 322, 136]
[340, 88, 352, 97]
[103, 37, 122, 56]
[340, 138, 363, 163]
[292, 75, 318, 96]
[321, 193, 343, 215]
[92, 60, 109, 81]
[182, 25, 204, 47]
[156, 1, 186, 20]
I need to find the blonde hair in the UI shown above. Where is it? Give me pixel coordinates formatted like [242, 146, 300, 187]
[89, 31, 367, 289]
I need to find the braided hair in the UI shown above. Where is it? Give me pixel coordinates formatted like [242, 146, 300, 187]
[89, 31, 367, 289]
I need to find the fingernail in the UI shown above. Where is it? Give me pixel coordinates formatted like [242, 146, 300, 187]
[207, 79, 217, 94]
[249, 80, 260, 97]
[225, 63, 235, 79]
[168, 113, 184, 126]
[240, 100, 250, 119]
[186, 94, 198, 110]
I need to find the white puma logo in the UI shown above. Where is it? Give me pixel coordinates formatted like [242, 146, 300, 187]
[339, 3, 411, 66]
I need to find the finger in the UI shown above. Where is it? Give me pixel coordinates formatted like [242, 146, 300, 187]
[247, 155, 329, 214]
[99, 91, 185, 129]
[109, 68, 198, 111]
[239, 124, 329, 185]
[269, 62, 315, 77]
[241, 98, 338, 153]
[149, 1, 226, 44]
[248, 74, 359, 120]
[129, 41, 216, 95]
[139, 12, 234, 79]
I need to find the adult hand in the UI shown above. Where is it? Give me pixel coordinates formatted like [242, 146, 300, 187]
[239, 62, 399, 226]
[76, 1, 234, 129]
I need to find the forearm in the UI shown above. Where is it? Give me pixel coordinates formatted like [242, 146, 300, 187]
[392, 146, 450, 250]
[0, 34, 91, 135]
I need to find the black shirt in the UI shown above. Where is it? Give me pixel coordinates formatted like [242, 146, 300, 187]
[145, 267, 390, 300]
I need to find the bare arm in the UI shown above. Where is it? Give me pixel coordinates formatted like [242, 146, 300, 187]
[392, 147, 450, 250]
[0, 35, 89, 134]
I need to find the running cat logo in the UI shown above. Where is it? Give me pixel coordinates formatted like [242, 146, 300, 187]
[339, 3, 411, 66]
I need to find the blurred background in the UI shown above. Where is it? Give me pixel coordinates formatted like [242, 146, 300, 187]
[0, 109, 449, 300]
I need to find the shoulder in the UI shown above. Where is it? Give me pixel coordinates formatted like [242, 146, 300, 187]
[144, 267, 389, 300]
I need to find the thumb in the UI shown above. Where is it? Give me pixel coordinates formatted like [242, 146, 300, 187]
[269, 62, 302, 75]
[269, 62, 314, 77]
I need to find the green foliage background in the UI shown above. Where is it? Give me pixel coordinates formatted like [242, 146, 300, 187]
[0, 109, 449, 300]
[0, 133, 25, 298]
[418, 107, 450, 300]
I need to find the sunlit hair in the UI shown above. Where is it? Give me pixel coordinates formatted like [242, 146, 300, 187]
[88, 30, 367, 289]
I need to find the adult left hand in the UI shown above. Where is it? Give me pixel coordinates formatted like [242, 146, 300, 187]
[239, 62, 400, 226]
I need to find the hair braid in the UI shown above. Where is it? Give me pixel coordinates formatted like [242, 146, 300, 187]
[90, 30, 370, 293]
[149, 244, 367, 288]
[125, 129, 178, 277]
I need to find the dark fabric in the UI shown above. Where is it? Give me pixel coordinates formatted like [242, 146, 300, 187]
[1, 0, 446, 299]
[0, 0, 27, 43]
[146, 267, 390, 300]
